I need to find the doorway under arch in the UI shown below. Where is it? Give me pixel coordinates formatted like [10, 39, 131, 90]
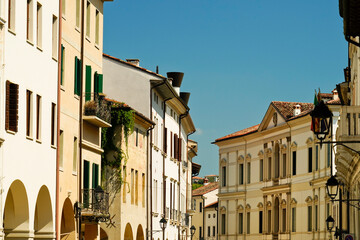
[60, 198, 76, 240]
[34, 185, 54, 240]
[3, 180, 30, 239]
[124, 223, 133, 240]
[136, 225, 144, 240]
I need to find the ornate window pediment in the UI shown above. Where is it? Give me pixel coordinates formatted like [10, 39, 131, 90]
[280, 144, 287, 152]
[246, 154, 251, 161]
[305, 196, 313, 203]
[306, 137, 313, 146]
[314, 195, 318, 202]
[220, 158, 227, 165]
[237, 204, 244, 211]
[257, 202, 263, 208]
[220, 206, 226, 212]
[281, 199, 287, 206]
[246, 204, 251, 210]
[291, 198, 297, 205]
[238, 155, 244, 162]
[265, 148, 272, 154]
[291, 141, 297, 149]
[267, 201, 272, 207]
[258, 150, 264, 158]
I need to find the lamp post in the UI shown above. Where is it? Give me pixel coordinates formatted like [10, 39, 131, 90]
[190, 225, 196, 240]
[326, 215, 335, 232]
[160, 217, 167, 240]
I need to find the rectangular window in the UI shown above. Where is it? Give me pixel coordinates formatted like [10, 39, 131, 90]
[222, 166, 226, 187]
[247, 162, 251, 184]
[123, 166, 126, 203]
[61, 0, 65, 16]
[199, 201, 202, 213]
[131, 169, 134, 204]
[5, 81, 19, 132]
[213, 226, 215, 236]
[221, 214, 226, 234]
[83, 160, 90, 206]
[36, 95, 41, 140]
[86, 1, 90, 37]
[260, 159, 263, 181]
[92, 163, 99, 188]
[327, 144, 331, 167]
[95, 9, 99, 45]
[282, 153, 286, 177]
[8, 0, 15, 31]
[308, 147, 313, 173]
[315, 145, 319, 171]
[52, 15, 58, 59]
[135, 128, 139, 147]
[36, 3, 42, 48]
[135, 170, 138, 205]
[292, 207, 296, 232]
[85, 65, 92, 101]
[199, 226, 202, 239]
[142, 173, 145, 208]
[246, 212, 250, 234]
[308, 206, 312, 232]
[268, 157, 272, 180]
[73, 137, 77, 173]
[74, 57, 81, 95]
[207, 226, 210, 237]
[51, 103, 56, 146]
[282, 208, 286, 232]
[259, 211, 263, 233]
[76, 0, 80, 28]
[239, 164, 244, 185]
[59, 130, 64, 168]
[267, 210, 271, 233]
[26, 0, 33, 41]
[26, 90, 33, 137]
[292, 151, 296, 175]
[326, 203, 330, 218]
[60, 45, 65, 85]
[315, 205, 318, 231]
[239, 212, 243, 234]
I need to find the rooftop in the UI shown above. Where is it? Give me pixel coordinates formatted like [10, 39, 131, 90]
[192, 182, 219, 196]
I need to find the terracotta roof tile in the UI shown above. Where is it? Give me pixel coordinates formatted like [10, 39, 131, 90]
[205, 201, 218, 208]
[215, 124, 260, 142]
[192, 182, 219, 196]
[326, 98, 341, 105]
[271, 101, 314, 120]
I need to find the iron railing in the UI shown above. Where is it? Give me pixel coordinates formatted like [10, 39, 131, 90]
[84, 94, 111, 124]
[81, 187, 110, 222]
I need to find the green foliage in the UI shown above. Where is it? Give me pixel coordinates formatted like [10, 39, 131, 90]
[101, 106, 135, 185]
[192, 183, 203, 190]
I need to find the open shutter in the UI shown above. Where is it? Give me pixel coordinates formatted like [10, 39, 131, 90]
[74, 57, 78, 95]
[9, 83, 19, 132]
[163, 127, 167, 153]
[94, 72, 98, 96]
[174, 134, 178, 160]
[85, 65, 92, 101]
[170, 132, 173, 158]
[60, 45, 64, 85]
[5, 81, 10, 130]
[98, 74, 103, 93]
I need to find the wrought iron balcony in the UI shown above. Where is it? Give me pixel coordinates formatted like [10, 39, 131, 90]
[78, 187, 110, 222]
[83, 94, 112, 127]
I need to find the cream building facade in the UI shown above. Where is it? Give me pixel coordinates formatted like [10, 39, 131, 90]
[214, 99, 340, 240]
[0, 0, 59, 238]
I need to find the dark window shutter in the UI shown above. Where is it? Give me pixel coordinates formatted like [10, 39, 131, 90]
[85, 65, 92, 101]
[170, 132, 173, 158]
[60, 45, 64, 85]
[74, 57, 78, 95]
[163, 127, 167, 153]
[92, 163, 99, 188]
[175, 134, 179, 160]
[7, 82, 19, 132]
[94, 72, 98, 96]
[5, 81, 10, 130]
[84, 160, 90, 189]
[179, 138, 182, 161]
[98, 74, 103, 93]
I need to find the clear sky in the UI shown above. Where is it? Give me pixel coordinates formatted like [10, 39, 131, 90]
[103, 0, 347, 177]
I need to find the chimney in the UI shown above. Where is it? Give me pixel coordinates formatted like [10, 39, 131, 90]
[126, 59, 140, 67]
[180, 92, 190, 105]
[204, 178, 209, 185]
[332, 89, 339, 100]
[167, 72, 184, 95]
[294, 104, 301, 116]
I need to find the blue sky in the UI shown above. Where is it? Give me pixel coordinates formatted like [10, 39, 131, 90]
[104, 0, 347, 177]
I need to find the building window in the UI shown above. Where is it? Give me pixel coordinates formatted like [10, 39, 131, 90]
[5, 81, 19, 132]
[135, 170, 138, 205]
[61, 0, 65, 16]
[208, 214, 210, 218]
[52, 15, 58, 59]
[76, 0, 80, 28]
[282, 208, 286, 232]
[267, 210, 271, 233]
[307, 205, 312, 232]
[74, 57, 81, 95]
[327, 144, 331, 167]
[131, 169, 134, 204]
[135, 128, 139, 147]
[282, 153, 286, 177]
[123, 166, 126, 203]
[95, 9, 99, 45]
[221, 214, 226, 234]
[259, 211, 263, 233]
[213, 214, 216, 218]
[199, 202, 202, 213]
[86, 1, 90, 37]
[85, 65, 92, 101]
[36, 3, 42, 48]
[222, 166, 226, 187]
[260, 159, 263, 181]
[239, 163, 244, 185]
[199, 226, 202, 239]
[207, 226, 210, 237]
[246, 212, 250, 234]
[26, 0, 33, 42]
[239, 212, 243, 234]
[315, 205, 318, 231]
[51, 103, 56, 146]
[59, 130, 64, 168]
[36, 95, 41, 140]
[315, 145, 319, 171]
[92, 163, 99, 188]
[8, 0, 15, 31]
[292, 151, 296, 175]
[308, 147, 313, 173]
[292, 207, 296, 232]
[26, 90, 33, 137]
[213, 226, 215, 236]
[268, 157, 272, 180]
[60, 45, 65, 85]
[247, 162, 251, 184]
[73, 137, 77, 173]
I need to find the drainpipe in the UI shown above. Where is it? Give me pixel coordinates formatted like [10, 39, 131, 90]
[186, 130, 195, 240]
[202, 196, 205, 239]
[146, 123, 155, 240]
[56, 0, 63, 238]
[78, 0, 85, 239]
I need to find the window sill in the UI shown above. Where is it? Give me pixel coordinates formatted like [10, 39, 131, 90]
[59, 167, 64, 172]
[95, 43, 99, 50]
[26, 39, 34, 46]
[60, 85, 65, 92]
[75, 26, 80, 33]
[52, 56, 58, 62]
[26, 136, 33, 141]
[36, 139, 42, 144]
[8, 28, 16, 36]
[6, 129, 16, 135]
[0, 17, 6, 25]
[85, 36, 91, 43]
[72, 172, 78, 176]
[74, 94, 80, 100]
[51, 145, 57, 149]
[37, 45, 43, 52]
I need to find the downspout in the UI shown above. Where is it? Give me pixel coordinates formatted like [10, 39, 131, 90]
[285, 121, 292, 240]
[146, 124, 155, 240]
[186, 130, 195, 239]
[150, 80, 167, 239]
[202, 196, 205, 239]
[56, 0, 63, 238]
[179, 111, 189, 240]
[78, 0, 85, 239]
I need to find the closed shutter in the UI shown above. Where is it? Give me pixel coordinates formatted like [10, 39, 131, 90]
[170, 132, 173, 158]
[163, 127, 167, 153]
[94, 72, 98, 96]
[6, 82, 19, 132]
[74, 57, 78, 95]
[5, 81, 10, 130]
[174, 134, 178, 160]
[92, 163, 99, 188]
[98, 74, 103, 93]
[179, 138, 182, 161]
[84, 160, 90, 189]
[60, 45, 64, 85]
[85, 65, 91, 101]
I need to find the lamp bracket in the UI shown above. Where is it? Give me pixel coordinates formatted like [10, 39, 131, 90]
[316, 141, 360, 155]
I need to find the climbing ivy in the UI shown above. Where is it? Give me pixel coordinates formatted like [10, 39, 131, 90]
[101, 104, 134, 186]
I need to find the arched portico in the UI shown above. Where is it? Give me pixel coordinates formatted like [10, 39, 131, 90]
[34, 186, 54, 240]
[124, 223, 133, 240]
[136, 225, 144, 240]
[60, 198, 76, 240]
[3, 180, 30, 239]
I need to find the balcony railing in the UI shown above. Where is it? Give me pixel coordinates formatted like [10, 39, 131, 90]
[80, 187, 110, 222]
[84, 94, 111, 127]
[182, 213, 189, 227]
[338, 106, 360, 138]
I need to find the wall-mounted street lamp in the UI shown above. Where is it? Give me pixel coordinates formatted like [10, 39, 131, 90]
[160, 217, 167, 240]
[326, 175, 340, 201]
[190, 225, 196, 240]
[310, 100, 333, 144]
[326, 215, 335, 232]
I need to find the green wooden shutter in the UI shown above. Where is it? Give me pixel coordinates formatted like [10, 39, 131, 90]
[92, 163, 99, 188]
[84, 160, 90, 188]
[98, 74, 103, 93]
[77, 59, 81, 95]
[74, 57, 78, 95]
[85, 65, 92, 101]
[94, 72, 98, 96]
[61, 45, 64, 85]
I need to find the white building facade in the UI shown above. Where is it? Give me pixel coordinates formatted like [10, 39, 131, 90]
[0, 0, 59, 238]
